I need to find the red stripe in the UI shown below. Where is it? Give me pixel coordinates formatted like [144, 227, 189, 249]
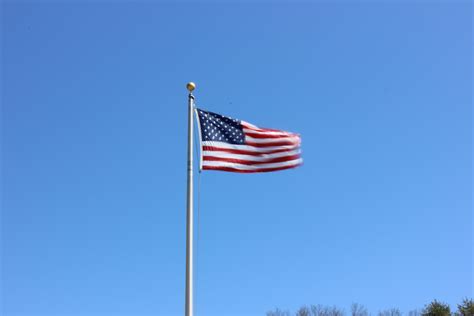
[244, 132, 296, 139]
[245, 140, 299, 147]
[202, 146, 295, 156]
[203, 163, 302, 173]
[203, 154, 300, 165]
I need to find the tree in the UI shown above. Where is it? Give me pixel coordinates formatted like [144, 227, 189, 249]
[421, 300, 451, 316]
[408, 309, 421, 316]
[378, 308, 401, 316]
[310, 304, 345, 316]
[456, 298, 474, 316]
[296, 306, 311, 316]
[351, 303, 369, 316]
[266, 308, 291, 316]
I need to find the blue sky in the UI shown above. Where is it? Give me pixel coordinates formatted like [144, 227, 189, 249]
[1, 1, 472, 316]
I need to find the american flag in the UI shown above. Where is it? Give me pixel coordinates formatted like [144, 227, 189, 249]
[196, 108, 302, 173]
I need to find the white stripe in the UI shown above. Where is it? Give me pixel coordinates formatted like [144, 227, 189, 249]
[202, 158, 303, 170]
[241, 121, 296, 136]
[202, 141, 300, 153]
[242, 128, 292, 137]
[244, 135, 301, 144]
[241, 121, 260, 129]
[203, 149, 301, 161]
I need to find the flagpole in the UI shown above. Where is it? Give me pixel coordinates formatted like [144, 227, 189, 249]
[185, 82, 196, 316]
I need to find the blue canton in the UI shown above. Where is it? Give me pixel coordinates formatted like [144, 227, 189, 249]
[197, 109, 245, 144]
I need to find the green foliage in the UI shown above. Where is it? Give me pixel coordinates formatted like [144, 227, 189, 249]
[456, 298, 474, 316]
[421, 300, 451, 316]
[266, 299, 474, 316]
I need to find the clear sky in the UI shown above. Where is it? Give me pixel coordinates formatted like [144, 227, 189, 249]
[1, 1, 472, 316]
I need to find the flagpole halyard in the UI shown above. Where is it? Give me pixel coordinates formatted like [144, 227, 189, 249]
[185, 82, 196, 316]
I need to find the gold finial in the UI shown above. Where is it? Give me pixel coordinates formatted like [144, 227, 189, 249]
[186, 82, 196, 92]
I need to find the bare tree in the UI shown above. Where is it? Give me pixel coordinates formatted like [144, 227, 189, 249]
[408, 310, 420, 316]
[378, 308, 401, 316]
[311, 304, 345, 316]
[328, 306, 345, 316]
[296, 306, 311, 316]
[267, 308, 291, 316]
[351, 303, 369, 316]
[311, 304, 330, 316]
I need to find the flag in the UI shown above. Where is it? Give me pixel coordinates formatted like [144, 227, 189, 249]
[195, 108, 302, 173]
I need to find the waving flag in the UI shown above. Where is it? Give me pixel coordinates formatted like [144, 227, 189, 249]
[195, 108, 302, 173]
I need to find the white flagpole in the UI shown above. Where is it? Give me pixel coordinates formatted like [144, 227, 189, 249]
[185, 82, 196, 316]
